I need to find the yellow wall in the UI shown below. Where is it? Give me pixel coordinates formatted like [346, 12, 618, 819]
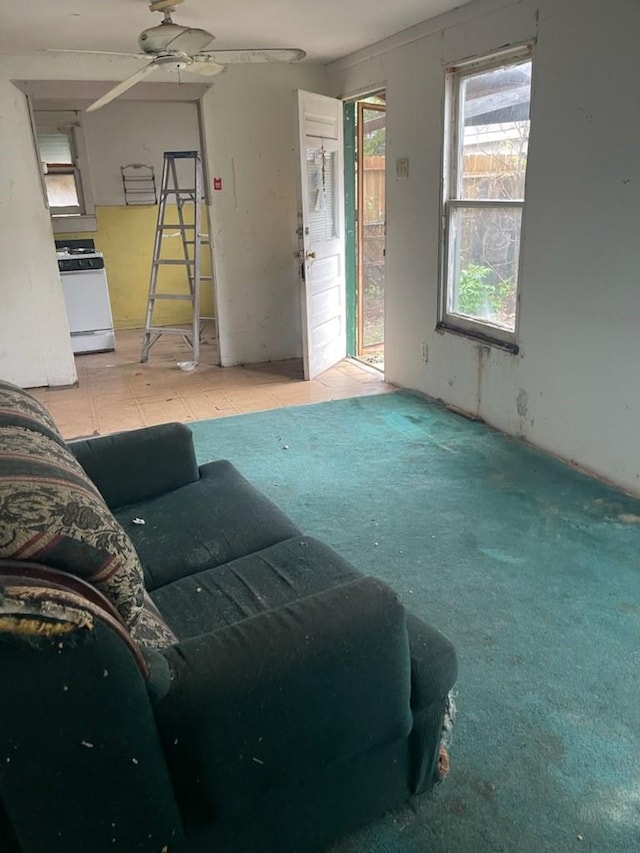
[57, 205, 214, 330]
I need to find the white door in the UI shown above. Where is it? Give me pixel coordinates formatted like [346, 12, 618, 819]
[297, 90, 346, 380]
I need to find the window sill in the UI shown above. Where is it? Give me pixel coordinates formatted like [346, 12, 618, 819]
[52, 215, 97, 234]
[435, 321, 519, 354]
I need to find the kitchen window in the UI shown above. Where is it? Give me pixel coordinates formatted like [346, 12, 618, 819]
[440, 47, 532, 346]
[32, 110, 96, 231]
[37, 129, 84, 216]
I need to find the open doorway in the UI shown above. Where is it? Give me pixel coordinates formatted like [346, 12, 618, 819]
[345, 92, 386, 371]
[24, 85, 220, 376]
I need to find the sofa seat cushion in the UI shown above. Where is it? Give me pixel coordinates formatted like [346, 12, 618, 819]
[115, 460, 301, 591]
[0, 382, 145, 630]
[151, 536, 362, 641]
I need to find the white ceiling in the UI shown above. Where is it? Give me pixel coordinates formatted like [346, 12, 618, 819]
[0, 0, 476, 64]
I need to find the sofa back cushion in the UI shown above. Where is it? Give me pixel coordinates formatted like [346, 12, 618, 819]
[0, 381, 144, 629]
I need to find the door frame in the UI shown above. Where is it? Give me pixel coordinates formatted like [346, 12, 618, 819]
[344, 101, 357, 357]
[356, 100, 386, 360]
[343, 90, 387, 365]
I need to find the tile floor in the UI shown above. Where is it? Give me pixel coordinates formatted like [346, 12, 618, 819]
[30, 328, 395, 440]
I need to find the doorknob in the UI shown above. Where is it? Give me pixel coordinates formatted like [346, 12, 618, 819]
[305, 250, 316, 260]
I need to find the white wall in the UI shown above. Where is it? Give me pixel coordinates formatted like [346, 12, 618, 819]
[0, 73, 76, 388]
[82, 100, 200, 206]
[200, 63, 330, 367]
[329, 0, 640, 495]
[34, 100, 201, 207]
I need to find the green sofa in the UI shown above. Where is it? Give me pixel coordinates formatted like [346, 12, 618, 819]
[0, 380, 458, 853]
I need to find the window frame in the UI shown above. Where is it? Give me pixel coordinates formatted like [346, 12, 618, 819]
[438, 45, 533, 349]
[39, 128, 84, 217]
[31, 108, 96, 232]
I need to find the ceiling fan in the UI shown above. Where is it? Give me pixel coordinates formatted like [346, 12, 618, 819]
[51, 0, 306, 113]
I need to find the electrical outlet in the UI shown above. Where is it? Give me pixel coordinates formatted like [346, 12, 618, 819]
[396, 158, 409, 179]
[421, 342, 428, 363]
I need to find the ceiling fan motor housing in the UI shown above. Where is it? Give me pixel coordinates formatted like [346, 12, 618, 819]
[138, 23, 214, 55]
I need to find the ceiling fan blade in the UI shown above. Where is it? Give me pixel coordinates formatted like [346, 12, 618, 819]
[86, 62, 159, 112]
[187, 59, 227, 77]
[195, 48, 306, 64]
[46, 49, 145, 58]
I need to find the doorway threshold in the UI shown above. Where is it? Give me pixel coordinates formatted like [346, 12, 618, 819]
[349, 357, 385, 376]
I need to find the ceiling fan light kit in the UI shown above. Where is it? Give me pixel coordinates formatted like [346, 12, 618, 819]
[138, 24, 214, 56]
[149, 0, 181, 11]
[68, 0, 306, 112]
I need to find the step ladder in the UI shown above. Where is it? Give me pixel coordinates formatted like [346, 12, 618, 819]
[141, 150, 216, 367]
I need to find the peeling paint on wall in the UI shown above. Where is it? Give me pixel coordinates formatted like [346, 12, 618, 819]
[516, 388, 528, 418]
[476, 344, 490, 414]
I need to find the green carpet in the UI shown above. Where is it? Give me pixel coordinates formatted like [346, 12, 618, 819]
[190, 390, 640, 853]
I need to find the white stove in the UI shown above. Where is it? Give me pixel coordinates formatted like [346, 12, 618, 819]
[56, 247, 115, 354]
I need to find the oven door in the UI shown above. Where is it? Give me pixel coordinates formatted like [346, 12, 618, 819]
[60, 268, 115, 353]
[60, 269, 114, 334]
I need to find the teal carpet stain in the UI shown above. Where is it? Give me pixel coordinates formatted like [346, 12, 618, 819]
[478, 547, 525, 565]
[190, 391, 640, 852]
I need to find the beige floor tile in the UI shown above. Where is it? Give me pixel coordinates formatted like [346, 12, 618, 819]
[226, 387, 281, 403]
[138, 399, 192, 427]
[41, 398, 94, 425]
[269, 386, 334, 406]
[37, 328, 394, 439]
[227, 398, 284, 414]
[94, 404, 144, 434]
[184, 397, 240, 421]
[57, 416, 100, 442]
[192, 390, 238, 409]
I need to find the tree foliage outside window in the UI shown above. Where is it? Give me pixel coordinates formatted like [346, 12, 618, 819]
[457, 264, 514, 319]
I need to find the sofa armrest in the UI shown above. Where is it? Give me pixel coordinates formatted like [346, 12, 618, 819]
[155, 577, 413, 823]
[405, 612, 458, 794]
[68, 422, 200, 510]
[0, 615, 184, 852]
[406, 612, 458, 711]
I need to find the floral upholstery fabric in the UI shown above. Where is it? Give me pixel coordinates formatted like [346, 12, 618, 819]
[0, 381, 144, 630]
[131, 591, 177, 650]
[0, 380, 65, 446]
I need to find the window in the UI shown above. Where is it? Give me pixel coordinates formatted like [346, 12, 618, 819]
[440, 47, 532, 345]
[37, 130, 84, 216]
[32, 109, 95, 230]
